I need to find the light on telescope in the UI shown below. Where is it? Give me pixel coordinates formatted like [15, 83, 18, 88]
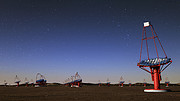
[144, 22, 150, 27]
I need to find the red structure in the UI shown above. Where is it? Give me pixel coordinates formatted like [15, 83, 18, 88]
[30, 79, 34, 87]
[25, 77, 29, 87]
[129, 80, 132, 87]
[35, 73, 47, 87]
[137, 22, 172, 92]
[15, 75, 21, 87]
[64, 72, 82, 87]
[165, 77, 170, 87]
[143, 79, 147, 87]
[98, 80, 101, 87]
[4, 80, 7, 87]
[119, 76, 124, 87]
[106, 78, 110, 87]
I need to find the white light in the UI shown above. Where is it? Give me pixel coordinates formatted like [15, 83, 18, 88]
[144, 89, 169, 92]
[144, 22, 150, 27]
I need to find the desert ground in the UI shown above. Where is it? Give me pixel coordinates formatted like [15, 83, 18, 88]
[0, 85, 180, 101]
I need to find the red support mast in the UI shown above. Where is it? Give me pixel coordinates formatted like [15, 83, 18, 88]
[165, 77, 170, 87]
[143, 79, 147, 87]
[137, 22, 172, 92]
[129, 80, 132, 87]
[15, 75, 21, 87]
[64, 72, 82, 88]
[98, 80, 101, 87]
[119, 76, 125, 87]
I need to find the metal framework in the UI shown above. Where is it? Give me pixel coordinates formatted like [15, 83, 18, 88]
[25, 77, 29, 87]
[30, 79, 34, 86]
[165, 77, 170, 87]
[36, 73, 47, 87]
[15, 75, 21, 87]
[128, 80, 131, 87]
[119, 76, 125, 87]
[107, 78, 110, 86]
[64, 72, 82, 87]
[143, 79, 147, 87]
[137, 22, 172, 92]
[98, 80, 101, 87]
[4, 80, 7, 87]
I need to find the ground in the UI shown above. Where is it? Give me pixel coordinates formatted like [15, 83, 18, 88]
[0, 85, 180, 101]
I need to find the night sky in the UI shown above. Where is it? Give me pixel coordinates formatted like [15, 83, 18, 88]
[0, 0, 180, 84]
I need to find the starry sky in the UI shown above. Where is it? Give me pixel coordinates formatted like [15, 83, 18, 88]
[0, 0, 180, 84]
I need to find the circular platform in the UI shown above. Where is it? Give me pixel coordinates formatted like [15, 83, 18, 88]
[71, 85, 79, 88]
[138, 57, 171, 67]
[35, 85, 40, 87]
[144, 89, 171, 92]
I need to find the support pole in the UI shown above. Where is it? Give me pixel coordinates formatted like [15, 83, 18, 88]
[144, 83, 146, 87]
[166, 83, 169, 87]
[121, 83, 123, 87]
[153, 66, 160, 89]
[71, 83, 73, 87]
[26, 83, 28, 87]
[78, 82, 80, 87]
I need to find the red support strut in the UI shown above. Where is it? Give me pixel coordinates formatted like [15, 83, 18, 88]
[17, 83, 19, 87]
[153, 66, 160, 90]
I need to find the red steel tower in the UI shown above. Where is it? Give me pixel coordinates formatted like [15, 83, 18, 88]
[15, 75, 21, 87]
[106, 78, 110, 87]
[129, 80, 132, 87]
[137, 22, 172, 92]
[98, 80, 101, 87]
[119, 76, 125, 87]
[143, 79, 147, 87]
[165, 77, 170, 87]
[25, 77, 29, 87]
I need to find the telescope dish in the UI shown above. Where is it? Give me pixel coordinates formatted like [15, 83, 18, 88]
[165, 77, 170, 87]
[14, 75, 21, 87]
[129, 80, 132, 87]
[4, 80, 7, 84]
[119, 76, 124, 87]
[14, 75, 21, 83]
[106, 78, 110, 86]
[24, 77, 29, 87]
[165, 77, 169, 83]
[137, 22, 172, 92]
[98, 80, 101, 87]
[4, 80, 7, 86]
[36, 73, 47, 87]
[120, 76, 125, 83]
[64, 72, 82, 87]
[30, 79, 34, 84]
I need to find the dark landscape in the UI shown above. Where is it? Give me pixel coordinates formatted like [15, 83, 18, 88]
[0, 85, 180, 101]
[0, 0, 180, 101]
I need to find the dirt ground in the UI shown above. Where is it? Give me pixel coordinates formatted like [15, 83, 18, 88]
[0, 85, 180, 101]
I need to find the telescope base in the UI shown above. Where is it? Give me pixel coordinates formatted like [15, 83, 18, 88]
[144, 89, 171, 92]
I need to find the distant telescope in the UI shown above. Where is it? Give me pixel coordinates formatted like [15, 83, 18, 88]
[35, 73, 47, 87]
[64, 72, 82, 87]
[14, 75, 21, 87]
